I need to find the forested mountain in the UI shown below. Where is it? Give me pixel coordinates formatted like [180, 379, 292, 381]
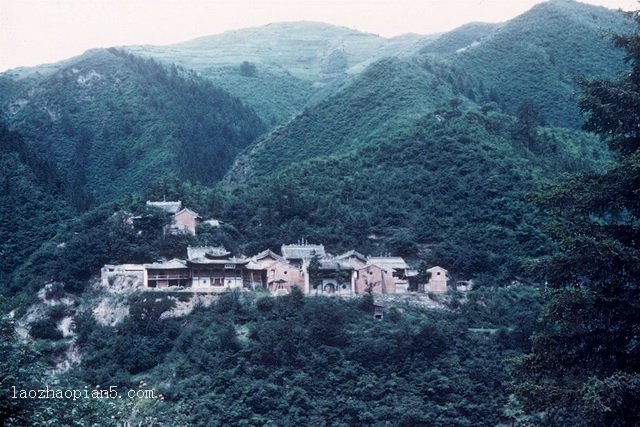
[222, 110, 609, 282]
[420, 22, 499, 56]
[0, 48, 264, 208]
[1, 1, 639, 425]
[211, 0, 630, 284]
[225, 0, 628, 183]
[0, 0, 626, 291]
[440, 0, 632, 127]
[224, 57, 460, 185]
[0, 123, 70, 291]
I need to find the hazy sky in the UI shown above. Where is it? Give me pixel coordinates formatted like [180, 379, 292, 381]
[0, 0, 636, 72]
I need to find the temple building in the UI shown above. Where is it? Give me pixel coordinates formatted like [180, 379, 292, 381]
[100, 241, 448, 297]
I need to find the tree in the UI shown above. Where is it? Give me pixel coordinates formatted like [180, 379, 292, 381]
[239, 61, 257, 77]
[307, 251, 322, 294]
[513, 100, 542, 151]
[513, 9, 640, 426]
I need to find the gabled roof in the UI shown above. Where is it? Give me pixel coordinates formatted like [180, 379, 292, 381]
[367, 257, 409, 270]
[245, 261, 265, 270]
[187, 246, 229, 260]
[252, 249, 285, 263]
[319, 259, 354, 271]
[357, 263, 389, 274]
[174, 208, 201, 219]
[144, 259, 188, 269]
[187, 256, 249, 266]
[427, 266, 448, 274]
[335, 250, 367, 262]
[281, 243, 326, 260]
[146, 200, 182, 214]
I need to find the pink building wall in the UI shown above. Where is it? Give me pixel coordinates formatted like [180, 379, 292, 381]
[354, 264, 396, 294]
[173, 210, 200, 235]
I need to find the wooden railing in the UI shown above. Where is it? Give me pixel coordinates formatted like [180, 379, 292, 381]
[147, 274, 190, 280]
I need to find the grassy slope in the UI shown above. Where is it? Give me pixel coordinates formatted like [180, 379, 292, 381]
[125, 21, 429, 81]
[123, 22, 432, 125]
[199, 65, 315, 127]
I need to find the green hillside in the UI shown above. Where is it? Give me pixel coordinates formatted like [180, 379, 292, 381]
[224, 57, 462, 185]
[125, 21, 430, 81]
[2, 2, 638, 425]
[66, 287, 541, 426]
[223, 110, 609, 282]
[1, 48, 264, 208]
[420, 22, 499, 55]
[443, 0, 632, 127]
[123, 22, 433, 125]
[225, 0, 627, 185]
[199, 65, 314, 126]
[0, 123, 70, 288]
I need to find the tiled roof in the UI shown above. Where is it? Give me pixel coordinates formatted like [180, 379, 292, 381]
[175, 208, 201, 218]
[335, 250, 367, 262]
[252, 249, 285, 263]
[144, 259, 188, 269]
[367, 257, 409, 270]
[281, 244, 326, 260]
[187, 246, 229, 260]
[318, 259, 353, 270]
[146, 200, 182, 214]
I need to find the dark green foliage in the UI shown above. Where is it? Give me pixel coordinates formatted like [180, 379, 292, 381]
[0, 123, 70, 292]
[224, 57, 458, 184]
[239, 61, 257, 77]
[0, 297, 123, 426]
[192, 65, 315, 126]
[447, 0, 632, 127]
[9, 200, 175, 300]
[3, 48, 264, 205]
[80, 294, 180, 383]
[28, 317, 63, 341]
[223, 110, 608, 281]
[514, 10, 640, 424]
[71, 287, 541, 426]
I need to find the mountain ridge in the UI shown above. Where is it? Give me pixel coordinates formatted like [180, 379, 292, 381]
[1, 48, 264, 207]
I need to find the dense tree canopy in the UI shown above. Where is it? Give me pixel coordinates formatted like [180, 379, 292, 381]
[514, 9, 640, 425]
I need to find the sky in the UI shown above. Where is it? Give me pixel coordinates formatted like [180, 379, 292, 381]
[0, 0, 636, 72]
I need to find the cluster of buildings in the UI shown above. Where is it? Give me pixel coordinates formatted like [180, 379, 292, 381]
[101, 241, 462, 296]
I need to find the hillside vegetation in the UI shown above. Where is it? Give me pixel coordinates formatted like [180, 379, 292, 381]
[224, 57, 461, 185]
[222, 110, 609, 282]
[1, 2, 638, 425]
[443, 0, 632, 127]
[0, 123, 70, 290]
[7, 286, 542, 426]
[1, 49, 264, 208]
[125, 21, 430, 81]
[124, 22, 433, 125]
